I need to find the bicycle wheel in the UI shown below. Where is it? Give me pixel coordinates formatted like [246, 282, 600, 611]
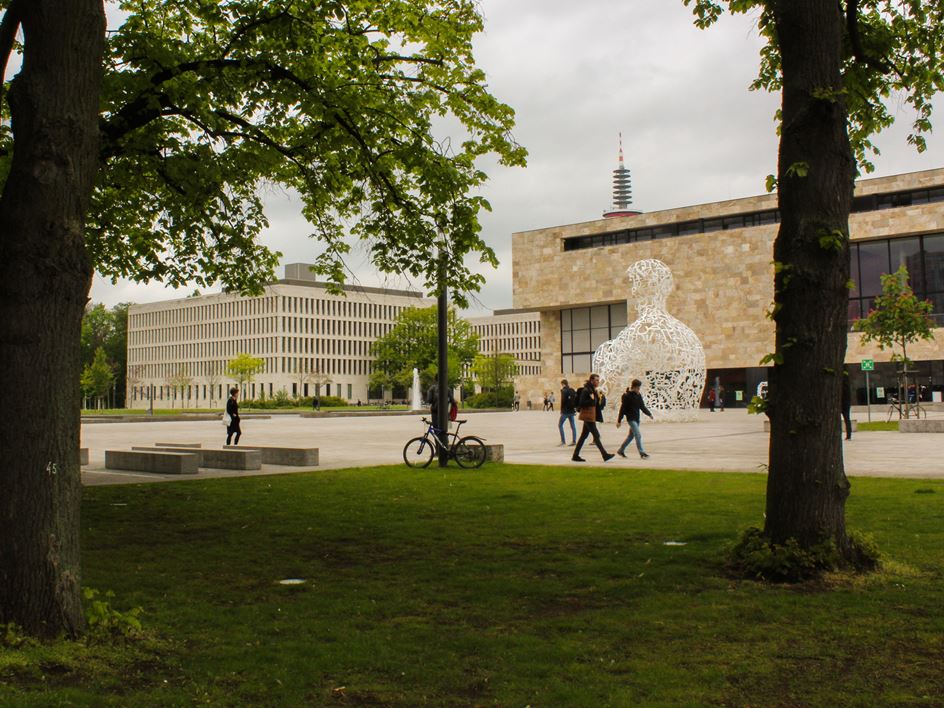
[454, 436, 487, 468]
[403, 436, 434, 468]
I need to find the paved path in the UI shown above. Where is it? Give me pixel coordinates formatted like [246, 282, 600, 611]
[80, 407, 944, 485]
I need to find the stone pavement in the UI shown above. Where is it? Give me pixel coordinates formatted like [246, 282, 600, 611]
[80, 406, 944, 486]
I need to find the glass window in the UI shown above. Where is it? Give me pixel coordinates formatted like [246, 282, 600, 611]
[926, 293, 944, 326]
[610, 302, 627, 328]
[921, 234, 944, 293]
[560, 309, 571, 330]
[848, 243, 860, 297]
[590, 305, 609, 328]
[702, 218, 723, 233]
[847, 299, 862, 322]
[571, 307, 590, 330]
[573, 330, 590, 352]
[857, 240, 889, 297]
[678, 220, 701, 235]
[889, 237, 921, 283]
[723, 215, 746, 230]
[590, 327, 609, 349]
[572, 353, 592, 373]
[561, 331, 573, 355]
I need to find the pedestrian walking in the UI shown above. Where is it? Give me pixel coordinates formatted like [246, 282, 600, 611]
[707, 386, 716, 412]
[513, 390, 520, 411]
[719, 384, 726, 411]
[225, 387, 242, 446]
[572, 373, 614, 463]
[558, 378, 577, 446]
[617, 379, 653, 459]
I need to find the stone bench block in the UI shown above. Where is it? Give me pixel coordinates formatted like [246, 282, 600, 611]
[483, 443, 503, 463]
[106, 449, 198, 475]
[900, 419, 944, 433]
[80, 448, 89, 466]
[224, 445, 318, 466]
[136, 446, 261, 470]
[764, 420, 857, 433]
[155, 442, 202, 448]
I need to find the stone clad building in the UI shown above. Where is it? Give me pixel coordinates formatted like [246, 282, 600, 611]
[126, 264, 432, 408]
[511, 168, 944, 407]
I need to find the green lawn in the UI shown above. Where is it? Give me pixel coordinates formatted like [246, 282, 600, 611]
[857, 420, 900, 432]
[3, 466, 943, 705]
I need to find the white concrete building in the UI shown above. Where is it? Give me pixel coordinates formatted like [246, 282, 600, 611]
[126, 264, 431, 408]
[467, 310, 543, 379]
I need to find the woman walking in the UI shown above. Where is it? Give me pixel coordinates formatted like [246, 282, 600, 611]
[572, 373, 614, 463]
[225, 387, 242, 446]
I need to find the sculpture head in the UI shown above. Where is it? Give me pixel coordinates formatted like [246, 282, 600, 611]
[627, 258, 673, 309]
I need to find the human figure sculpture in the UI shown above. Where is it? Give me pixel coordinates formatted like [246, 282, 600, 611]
[593, 259, 706, 422]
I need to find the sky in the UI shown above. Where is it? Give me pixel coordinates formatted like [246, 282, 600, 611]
[88, 1, 944, 314]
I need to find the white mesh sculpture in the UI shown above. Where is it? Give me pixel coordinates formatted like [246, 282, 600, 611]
[593, 259, 706, 422]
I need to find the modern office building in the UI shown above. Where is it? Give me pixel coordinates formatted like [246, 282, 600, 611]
[126, 264, 432, 408]
[511, 167, 944, 407]
[467, 311, 543, 381]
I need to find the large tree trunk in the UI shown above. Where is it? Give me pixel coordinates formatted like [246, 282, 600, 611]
[765, 1, 855, 553]
[0, 0, 105, 637]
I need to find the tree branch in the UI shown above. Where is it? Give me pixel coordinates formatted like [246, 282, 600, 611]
[845, 0, 893, 74]
[0, 0, 24, 106]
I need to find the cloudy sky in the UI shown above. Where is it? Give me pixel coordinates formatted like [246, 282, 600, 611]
[90, 1, 944, 314]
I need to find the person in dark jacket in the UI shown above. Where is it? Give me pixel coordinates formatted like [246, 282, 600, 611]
[617, 379, 653, 459]
[558, 378, 577, 446]
[572, 373, 614, 463]
[841, 371, 852, 440]
[427, 382, 456, 428]
[225, 387, 242, 446]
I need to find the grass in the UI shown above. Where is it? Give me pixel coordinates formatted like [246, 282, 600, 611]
[857, 420, 900, 431]
[2, 465, 943, 705]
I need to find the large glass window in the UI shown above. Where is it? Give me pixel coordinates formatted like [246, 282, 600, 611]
[560, 303, 627, 374]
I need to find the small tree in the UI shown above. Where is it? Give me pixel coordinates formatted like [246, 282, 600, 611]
[855, 266, 935, 416]
[227, 353, 265, 398]
[80, 348, 115, 410]
[169, 366, 194, 410]
[470, 352, 518, 393]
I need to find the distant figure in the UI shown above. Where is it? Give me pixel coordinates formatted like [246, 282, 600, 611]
[707, 386, 716, 413]
[572, 373, 614, 463]
[558, 378, 577, 446]
[617, 379, 653, 459]
[718, 384, 725, 412]
[513, 390, 520, 411]
[225, 387, 242, 446]
[313, 394, 320, 411]
[841, 372, 852, 440]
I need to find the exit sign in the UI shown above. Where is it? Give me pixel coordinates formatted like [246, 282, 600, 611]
[861, 359, 874, 371]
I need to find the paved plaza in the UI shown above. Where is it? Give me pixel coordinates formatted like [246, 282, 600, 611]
[80, 406, 944, 485]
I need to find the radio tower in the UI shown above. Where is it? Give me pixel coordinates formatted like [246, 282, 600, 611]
[603, 133, 641, 218]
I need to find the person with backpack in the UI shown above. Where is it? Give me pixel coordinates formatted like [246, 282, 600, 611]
[617, 379, 653, 459]
[572, 373, 615, 463]
[558, 378, 577, 446]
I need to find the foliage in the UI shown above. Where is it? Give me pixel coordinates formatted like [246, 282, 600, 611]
[464, 387, 514, 409]
[82, 588, 143, 641]
[683, 0, 944, 172]
[72, 0, 527, 303]
[854, 265, 935, 364]
[80, 347, 116, 404]
[226, 353, 265, 391]
[470, 352, 518, 392]
[369, 305, 479, 391]
[728, 527, 880, 582]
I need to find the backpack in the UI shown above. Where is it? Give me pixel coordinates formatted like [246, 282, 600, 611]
[565, 386, 579, 410]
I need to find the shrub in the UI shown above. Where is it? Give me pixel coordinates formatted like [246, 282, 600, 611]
[464, 388, 514, 409]
[83, 588, 143, 641]
[728, 527, 881, 582]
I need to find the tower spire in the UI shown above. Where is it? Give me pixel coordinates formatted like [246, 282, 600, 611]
[603, 133, 641, 218]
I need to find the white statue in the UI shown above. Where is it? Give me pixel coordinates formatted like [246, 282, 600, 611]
[593, 259, 706, 422]
[411, 367, 423, 411]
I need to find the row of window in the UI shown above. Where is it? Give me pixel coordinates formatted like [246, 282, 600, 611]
[563, 184, 944, 252]
[131, 380, 356, 402]
[560, 303, 628, 374]
[472, 319, 541, 337]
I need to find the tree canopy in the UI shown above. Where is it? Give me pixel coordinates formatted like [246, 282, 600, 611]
[227, 353, 265, 392]
[855, 265, 935, 364]
[369, 305, 479, 391]
[83, 0, 526, 304]
[470, 352, 518, 393]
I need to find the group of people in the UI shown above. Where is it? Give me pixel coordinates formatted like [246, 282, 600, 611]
[558, 375, 653, 462]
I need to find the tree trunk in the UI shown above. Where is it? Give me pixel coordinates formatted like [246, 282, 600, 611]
[765, 0, 855, 554]
[0, 0, 105, 637]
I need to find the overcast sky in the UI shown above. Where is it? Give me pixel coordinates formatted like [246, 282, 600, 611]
[90, 1, 944, 314]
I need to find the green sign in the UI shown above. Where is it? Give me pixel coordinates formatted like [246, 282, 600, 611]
[861, 359, 875, 371]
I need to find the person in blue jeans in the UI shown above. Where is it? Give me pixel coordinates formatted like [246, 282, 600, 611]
[558, 378, 577, 445]
[616, 379, 653, 459]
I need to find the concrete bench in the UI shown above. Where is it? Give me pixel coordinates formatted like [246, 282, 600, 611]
[80, 448, 89, 466]
[155, 442, 201, 448]
[105, 449, 198, 475]
[900, 419, 944, 433]
[764, 420, 857, 433]
[137, 446, 261, 470]
[224, 445, 319, 466]
[483, 443, 503, 463]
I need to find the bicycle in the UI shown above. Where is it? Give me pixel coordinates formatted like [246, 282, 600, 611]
[402, 417, 487, 468]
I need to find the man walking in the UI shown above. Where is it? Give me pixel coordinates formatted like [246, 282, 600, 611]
[558, 378, 577, 446]
[617, 379, 653, 459]
[572, 373, 614, 463]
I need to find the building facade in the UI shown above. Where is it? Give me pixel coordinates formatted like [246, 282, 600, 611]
[126, 264, 432, 408]
[511, 168, 944, 407]
[467, 311, 543, 380]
